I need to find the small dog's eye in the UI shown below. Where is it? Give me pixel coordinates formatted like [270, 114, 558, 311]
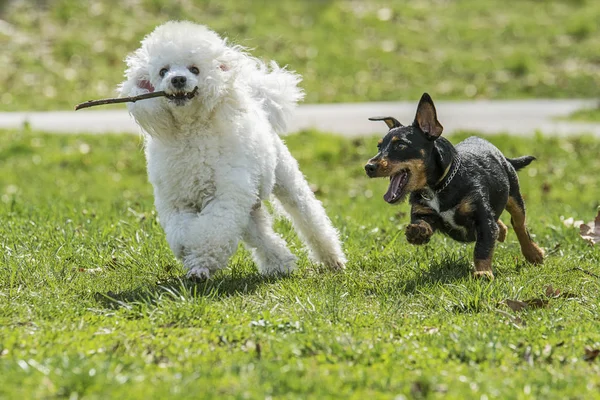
[159, 68, 169, 77]
[395, 143, 407, 150]
[189, 66, 199, 75]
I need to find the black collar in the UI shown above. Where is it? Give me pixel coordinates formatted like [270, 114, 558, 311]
[434, 155, 461, 194]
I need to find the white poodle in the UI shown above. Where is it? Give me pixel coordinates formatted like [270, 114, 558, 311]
[119, 21, 346, 279]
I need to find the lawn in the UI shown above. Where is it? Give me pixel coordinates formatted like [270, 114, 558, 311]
[568, 104, 600, 122]
[2, 0, 600, 111]
[1, 128, 599, 398]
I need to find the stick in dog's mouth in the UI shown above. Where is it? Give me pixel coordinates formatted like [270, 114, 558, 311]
[74, 86, 199, 110]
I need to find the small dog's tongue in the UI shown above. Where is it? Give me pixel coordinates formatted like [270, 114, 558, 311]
[384, 174, 403, 203]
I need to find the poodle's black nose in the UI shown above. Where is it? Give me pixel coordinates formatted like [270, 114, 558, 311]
[171, 76, 187, 89]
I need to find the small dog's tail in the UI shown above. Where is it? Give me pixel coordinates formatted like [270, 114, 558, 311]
[507, 155, 536, 171]
[272, 139, 346, 269]
[248, 61, 304, 134]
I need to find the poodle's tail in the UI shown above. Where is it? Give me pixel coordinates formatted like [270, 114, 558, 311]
[272, 139, 346, 269]
[249, 61, 304, 134]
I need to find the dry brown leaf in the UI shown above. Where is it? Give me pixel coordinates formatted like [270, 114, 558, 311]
[544, 285, 578, 299]
[580, 209, 600, 246]
[545, 285, 561, 298]
[505, 299, 528, 312]
[504, 298, 549, 312]
[583, 347, 600, 362]
[525, 298, 549, 308]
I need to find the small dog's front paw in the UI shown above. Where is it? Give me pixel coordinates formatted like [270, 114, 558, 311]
[186, 266, 211, 281]
[473, 270, 494, 280]
[473, 258, 494, 280]
[406, 221, 433, 245]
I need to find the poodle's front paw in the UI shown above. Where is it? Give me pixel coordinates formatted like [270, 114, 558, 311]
[183, 254, 219, 281]
[186, 266, 211, 281]
[328, 259, 346, 271]
[406, 221, 433, 245]
[260, 256, 297, 276]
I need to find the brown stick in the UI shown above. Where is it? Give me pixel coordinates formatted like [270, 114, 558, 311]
[75, 91, 167, 110]
[74, 87, 198, 111]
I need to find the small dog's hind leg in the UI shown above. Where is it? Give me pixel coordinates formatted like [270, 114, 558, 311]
[506, 194, 544, 264]
[497, 219, 508, 242]
[242, 204, 297, 276]
[273, 141, 346, 270]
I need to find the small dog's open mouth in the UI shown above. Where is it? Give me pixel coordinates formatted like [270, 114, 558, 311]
[166, 87, 199, 104]
[384, 170, 410, 204]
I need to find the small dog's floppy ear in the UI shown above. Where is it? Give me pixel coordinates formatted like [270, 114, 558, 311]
[414, 93, 443, 140]
[368, 116, 402, 130]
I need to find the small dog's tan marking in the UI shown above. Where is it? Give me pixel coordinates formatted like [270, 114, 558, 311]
[420, 149, 426, 158]
[372, 159, 429, 190]
[367, 158, 427, 191]
[457, 197, 475, 216]
[474, 257, 494, 279]
[392, 136, 400, 142]
[506, 197, 544, 264]
[497, 219, 507, 242]
[435, 163, 453, 185]
[377, 139, 383, 145]
[506, 197, 544, 263]
[401, 159, 428, 190]
[412, 204, 436, 215]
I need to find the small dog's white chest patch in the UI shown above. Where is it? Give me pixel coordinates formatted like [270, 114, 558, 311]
[422, 192, 466, 234]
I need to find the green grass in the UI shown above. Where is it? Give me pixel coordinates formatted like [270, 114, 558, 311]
[1, 128, 600, 398]
[2, 0, 600, 111]
[568, 105, 600, 122]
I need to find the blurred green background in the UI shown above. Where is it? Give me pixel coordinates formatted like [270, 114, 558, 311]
[1, 0, 600, 111]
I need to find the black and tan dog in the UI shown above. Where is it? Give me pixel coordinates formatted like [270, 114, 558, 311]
[365, 93, 544, 278]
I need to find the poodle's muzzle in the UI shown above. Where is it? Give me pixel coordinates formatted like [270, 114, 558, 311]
[165, 86, 199, 106]
[166, 76, 198, 106]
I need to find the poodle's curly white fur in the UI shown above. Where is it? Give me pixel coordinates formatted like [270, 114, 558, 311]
[119, 21, 346, 279]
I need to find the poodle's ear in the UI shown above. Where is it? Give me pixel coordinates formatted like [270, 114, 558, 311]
[118, 50, 154, 96]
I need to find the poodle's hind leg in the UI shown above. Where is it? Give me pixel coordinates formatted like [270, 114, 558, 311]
[242, 204, 297, 276]
[273, 141, 346, 270]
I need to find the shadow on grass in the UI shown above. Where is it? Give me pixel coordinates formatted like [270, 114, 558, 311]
[95, 271, 288, 309]
[397, 255, 472, 294]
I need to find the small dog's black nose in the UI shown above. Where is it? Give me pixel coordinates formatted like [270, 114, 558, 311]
[171, 76, 187, 89]
[365, 163, 378, 176]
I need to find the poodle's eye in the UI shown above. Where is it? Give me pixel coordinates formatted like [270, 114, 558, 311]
[159, 68, 169, 78]
[189, 66, 199, 75]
